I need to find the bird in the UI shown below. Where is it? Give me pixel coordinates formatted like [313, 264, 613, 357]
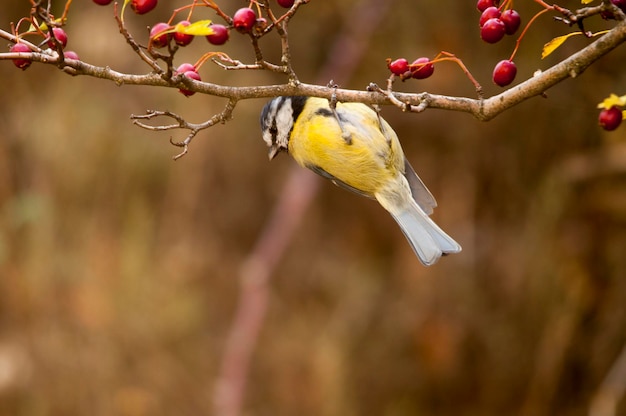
[260, 96, 461, 265]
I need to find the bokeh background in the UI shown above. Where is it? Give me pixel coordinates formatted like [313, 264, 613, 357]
[1, 0, 626, 415]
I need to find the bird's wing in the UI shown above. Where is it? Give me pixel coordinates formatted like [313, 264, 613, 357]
[307, 164, 376, 199]
[404, 159, 437, 216]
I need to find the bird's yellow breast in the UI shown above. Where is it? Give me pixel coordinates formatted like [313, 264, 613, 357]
[288, 98, 405, 196]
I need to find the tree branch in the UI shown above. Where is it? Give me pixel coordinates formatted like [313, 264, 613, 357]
[2, 18, 626, 121]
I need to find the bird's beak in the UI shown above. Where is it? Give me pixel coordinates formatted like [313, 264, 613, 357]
[268, 144, 280, 160]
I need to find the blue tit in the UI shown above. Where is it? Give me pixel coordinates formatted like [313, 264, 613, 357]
[260, 96, 461, 265]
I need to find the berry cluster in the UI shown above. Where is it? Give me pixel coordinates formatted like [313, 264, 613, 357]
[10, 25, 78, 70]
[387, 57, 434, 80]
[89, 1, 293, 95]
[385, 1, 522, 87]
[477, 0, 521, 87]
[176, 63, 201, 97]
[142, 4, 293, 95]
[9, 0, 296, 99]
[478, 3, 520, 44]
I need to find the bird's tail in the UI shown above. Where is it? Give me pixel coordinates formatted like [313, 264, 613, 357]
[384, 198, 461, 266]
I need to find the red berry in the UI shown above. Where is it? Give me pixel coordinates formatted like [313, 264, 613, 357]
[130, 0, 157, 15]
[92, 0, 113, 4]
[481, 18, 506, 43]
[277, 0, 295, 7]
[492, 60, 517, 87]
[232, 8, 257, 33]
[10, 43, 32, 70]
[46, 27, 68, 50]
[206, 24, 229, 45]
[476, 0, 497, 12]
[479, 7, 501, 27]
[176, 63, 196, 74]
[64, 50, 79, 60]
[599, 106, 623, 131]
[150, 23, 170, 48]
[179, 70, 201, 97]
[410, 57, 434, 79]
[173, 20, 194, 46]
[388, 58, 409, 76]
[501, 9, 521, 35]
[255, 17, 269, 33]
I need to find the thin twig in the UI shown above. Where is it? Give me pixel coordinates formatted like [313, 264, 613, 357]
[131, 99, 237, 160]
[211, 58, 264, 71]
[113, 3, 162, 73]
[368, 81, 415, 112]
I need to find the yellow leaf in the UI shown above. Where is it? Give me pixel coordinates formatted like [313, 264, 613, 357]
[597, 93, 626, 109]
[542, 32, 581, 59]
[175, 20, 215, 36]
[27, 17, 64, 33]
[542, 29, 610, 59]
[27, 18, 46, 33]
[581, 0, 595, 4]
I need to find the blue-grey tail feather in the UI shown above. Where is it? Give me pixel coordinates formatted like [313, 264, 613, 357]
[390, 200, 461, 266]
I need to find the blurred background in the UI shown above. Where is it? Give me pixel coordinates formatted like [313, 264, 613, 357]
[1, 0, 626, 415]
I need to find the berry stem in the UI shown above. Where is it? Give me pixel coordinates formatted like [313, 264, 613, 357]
[251, 1, 264, 20]
[199, 0, 233, 25]
[60, 0, 73, 23]
[509, 7, 551, 61]
[533, 0, 554, 10]
[195, 51, 229, 69]
[166, 3, 196, 25]
[432, 51, 484, 99]
[499, 0, 512, 11]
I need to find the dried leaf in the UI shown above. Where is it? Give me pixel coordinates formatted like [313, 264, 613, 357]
[542, 32, 581, 59]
